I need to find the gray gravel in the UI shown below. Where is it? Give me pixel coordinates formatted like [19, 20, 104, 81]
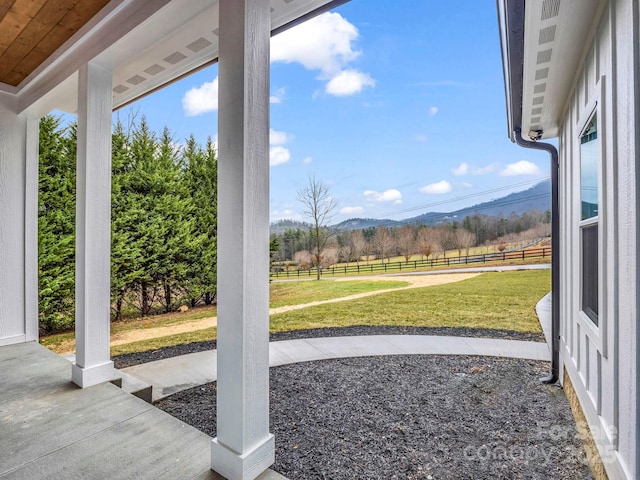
[112, 326, 544, 368]
[156, 355, 592, 480]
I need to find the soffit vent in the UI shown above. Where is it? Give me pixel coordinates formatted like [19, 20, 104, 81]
[537, 49, 552, 64]
[532, 97, 544, 105]
[534, 83, 547, 94]
[187, 37, 212, 53]
[144, 64, 165, 76]
[532, 107, 543, 115]
[541, 0, 561, 21]
[539, 25, 556, 45]
[127, 75, 146, 85]
[164, 51, 187, 65]
[113, 84, 129, 94]
[531, 117, 541, 124]
[535, 68, 549, 80]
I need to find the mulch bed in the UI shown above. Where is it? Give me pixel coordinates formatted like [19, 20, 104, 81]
[156, 354, 592, 480]
[112, 326, 545, 368]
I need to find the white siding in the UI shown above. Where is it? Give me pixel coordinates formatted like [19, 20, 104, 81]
[557, 1, 639, 477]
[0, 94, 28, 346]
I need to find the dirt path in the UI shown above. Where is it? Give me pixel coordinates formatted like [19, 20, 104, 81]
[108, 273, 480, 347]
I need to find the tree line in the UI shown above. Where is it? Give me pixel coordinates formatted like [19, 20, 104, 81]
[39, 115, 217, 332]
[270, 211, 551, 271]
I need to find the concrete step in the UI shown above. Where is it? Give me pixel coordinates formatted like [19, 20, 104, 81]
[61, 353, 152, 403]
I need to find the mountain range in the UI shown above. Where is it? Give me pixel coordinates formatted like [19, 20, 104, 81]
[271, 179, 551, 234]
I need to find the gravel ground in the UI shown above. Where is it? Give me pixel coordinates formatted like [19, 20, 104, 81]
[112, 326, 544, 368]
[156, 355, 592, 480]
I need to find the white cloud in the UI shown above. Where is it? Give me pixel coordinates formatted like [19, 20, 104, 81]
[412, 133, 427, 142]
[472, 163, 498, 175]
[271, 209, 302, 221]
[364, 189, 402, 204]
[460, 182, 474, 188]
[452, 162, 498, 176]
[269, 129, 289, 146]
[325, 69, 375, 96]
[270, 146, 290, 166]
[500, 160, 541, 176]
[340, 206, 364, 215]
[420, 180, 452, 194]
[452, 162, 469, 176]
[270, 87, 286, 104]
[429, 106, 438, 116]
[271, 12, 360, 76]
[303, 156, 313, 165]
[271, 12, 374, 96]
[183, 78, 218, 116]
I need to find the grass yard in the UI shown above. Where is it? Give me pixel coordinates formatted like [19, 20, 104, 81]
[41, 279, 408, 354]
[41, 269, 550, 356]
[270, 270, 550, 334]
[269, 279, 408, 308]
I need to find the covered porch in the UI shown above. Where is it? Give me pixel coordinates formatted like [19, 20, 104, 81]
[0, 1, 341, 478]
[0, 341, 283, 479]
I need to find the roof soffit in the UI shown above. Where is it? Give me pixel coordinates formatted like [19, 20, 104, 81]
[520, 0, 603, 139]
[11, 0, 344, 115]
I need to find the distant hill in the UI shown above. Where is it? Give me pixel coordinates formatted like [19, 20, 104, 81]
[333, 217, 402, 231]
[405, 179, 551, 226]
[270, 180, 551, 233]
[270, 219, 312, 235]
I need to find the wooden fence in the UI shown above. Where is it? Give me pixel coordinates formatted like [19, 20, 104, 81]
[270, 247, 551, 279]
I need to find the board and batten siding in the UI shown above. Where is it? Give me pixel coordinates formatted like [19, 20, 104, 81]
[0, 94, 39, 347]
[557, 1, 639, 478]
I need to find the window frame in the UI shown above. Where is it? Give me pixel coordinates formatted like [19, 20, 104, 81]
[575, 77, 607, 356]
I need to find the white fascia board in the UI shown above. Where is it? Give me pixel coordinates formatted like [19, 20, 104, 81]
[496, 0, 516, 141]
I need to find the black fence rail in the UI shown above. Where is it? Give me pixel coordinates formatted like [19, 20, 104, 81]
[270, 247, 551, 279]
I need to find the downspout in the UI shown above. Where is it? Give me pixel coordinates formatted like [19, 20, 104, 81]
[514, 128, 559, 384]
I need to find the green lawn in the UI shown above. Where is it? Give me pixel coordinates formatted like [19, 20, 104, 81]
[41, 278, 408, 353]
[270, 270, 550, 334]
[44, 269, 550, 356]
[269, 279, 408, 308]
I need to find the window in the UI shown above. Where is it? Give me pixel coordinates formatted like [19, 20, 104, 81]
[580, 112, 598, 324]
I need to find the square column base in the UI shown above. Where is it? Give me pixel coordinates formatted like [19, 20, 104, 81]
[211, 434, 275, 480]
[71, 360, 115, 388]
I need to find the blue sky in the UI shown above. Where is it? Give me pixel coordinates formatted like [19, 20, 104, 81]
[118, 0, 550, 224]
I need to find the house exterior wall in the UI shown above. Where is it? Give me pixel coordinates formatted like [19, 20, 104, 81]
[0, 93, 38, 346]
[557, 1, 639, 477]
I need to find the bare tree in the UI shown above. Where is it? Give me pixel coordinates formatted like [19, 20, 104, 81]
[396, 225, 416, 262]
[373, 226, 395, 263]
[294, 250, 312, 270]
[416, 226, 434, 260]
[436, 226, 456, 258]
[456, 229, 476, 256]
[321, 247, 339, 267]
[351, 230, 367, 265]
[297, 174, 338, 280]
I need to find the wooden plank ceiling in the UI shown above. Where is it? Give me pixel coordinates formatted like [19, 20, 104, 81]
[0, 0, 110, 87]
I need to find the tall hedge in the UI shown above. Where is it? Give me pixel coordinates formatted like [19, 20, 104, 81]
[38, 115, 218, 332]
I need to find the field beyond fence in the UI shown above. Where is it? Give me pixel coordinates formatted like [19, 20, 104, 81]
[270, 246, 551, 279]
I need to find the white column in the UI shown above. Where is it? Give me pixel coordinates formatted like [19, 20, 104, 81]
[211, 0, 274, 478]
[24, 116, 39, 342]
[71, 63, 115, 388]
[0, 93, 28, 346]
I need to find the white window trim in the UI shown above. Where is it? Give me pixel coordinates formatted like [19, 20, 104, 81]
[575, 76, 607, 358]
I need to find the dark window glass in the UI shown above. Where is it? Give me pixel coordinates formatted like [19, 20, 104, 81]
[581, 224, 598, 324]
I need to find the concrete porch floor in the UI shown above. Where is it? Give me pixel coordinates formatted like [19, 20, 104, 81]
[0, 342, 284, 480]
